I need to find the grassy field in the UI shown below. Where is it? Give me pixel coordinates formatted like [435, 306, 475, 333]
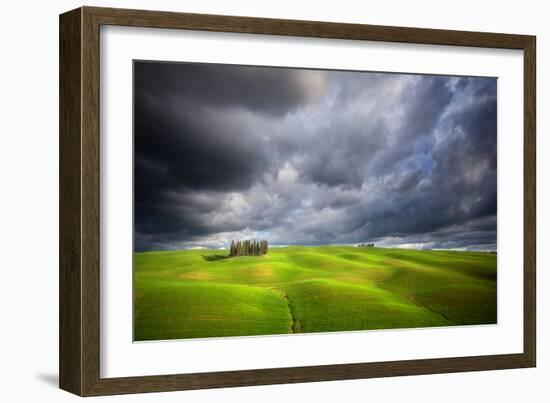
[134, 246, 497, 341]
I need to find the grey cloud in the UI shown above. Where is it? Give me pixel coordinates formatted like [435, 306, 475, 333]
[134, 61, 497, 252]
[135, 61, 328, 117]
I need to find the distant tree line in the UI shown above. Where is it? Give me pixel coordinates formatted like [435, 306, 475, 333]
[357, 243, 375, 248]
[229, 240, 269, 257]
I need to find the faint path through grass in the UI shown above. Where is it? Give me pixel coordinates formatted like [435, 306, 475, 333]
[279, 290, 300, 333]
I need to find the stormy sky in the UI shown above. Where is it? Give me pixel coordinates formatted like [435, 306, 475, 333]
[134, 61, 497, 252]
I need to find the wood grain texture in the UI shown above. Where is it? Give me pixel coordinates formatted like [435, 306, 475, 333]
[59, 7, 82, 396]
[85, 6, 532, 49]
[81, 6, 102, 396]
[523, 38, 536, 367]
[59, 6, 537, 396]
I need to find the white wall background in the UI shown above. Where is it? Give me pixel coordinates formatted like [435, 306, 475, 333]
[0, 0, 546, 401]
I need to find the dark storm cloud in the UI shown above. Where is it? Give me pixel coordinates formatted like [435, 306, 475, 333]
[134, 61, 497, 252]
[134, 62, 327, 116]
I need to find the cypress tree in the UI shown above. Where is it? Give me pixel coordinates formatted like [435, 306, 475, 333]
[229, 239, 269, 257]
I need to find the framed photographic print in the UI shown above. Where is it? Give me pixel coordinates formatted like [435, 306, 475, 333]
[59, 6, 536, 396]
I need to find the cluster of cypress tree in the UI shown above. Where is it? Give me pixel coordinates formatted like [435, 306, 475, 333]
[229, 240, 268, 257]
[357, 243, 375, 248]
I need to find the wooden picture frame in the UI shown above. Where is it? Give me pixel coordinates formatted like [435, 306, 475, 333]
[59, 6, 536, 396]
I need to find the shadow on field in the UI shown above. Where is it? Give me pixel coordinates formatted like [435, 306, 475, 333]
[202, 254, 230, 262]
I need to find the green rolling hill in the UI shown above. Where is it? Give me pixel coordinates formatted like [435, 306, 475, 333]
[134, 246, 497, 341]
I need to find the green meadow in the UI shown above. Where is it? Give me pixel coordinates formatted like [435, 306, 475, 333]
[134, 246, 497, 341]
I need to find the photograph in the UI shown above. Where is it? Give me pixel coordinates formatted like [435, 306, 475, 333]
[133, 60, 498, 342]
